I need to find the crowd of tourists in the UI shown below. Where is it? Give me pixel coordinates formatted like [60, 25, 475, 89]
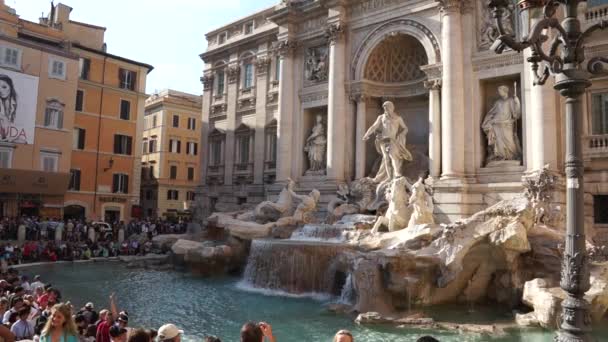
[0, 267, 441, 342]
[0, 216, 188, 265]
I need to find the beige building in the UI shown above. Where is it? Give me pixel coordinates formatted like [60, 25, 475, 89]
[141, 90, 202, 219]
[0, 1, 78, 218]
[198, 0, 608, 240]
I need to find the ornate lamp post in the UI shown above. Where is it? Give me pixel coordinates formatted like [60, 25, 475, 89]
[486, 1, 607, 341]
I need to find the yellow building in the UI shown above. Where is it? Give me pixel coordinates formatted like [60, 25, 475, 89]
[0, 2, 153, 221]
[0, 1, 78, 218]
[141, 90, 202, 219]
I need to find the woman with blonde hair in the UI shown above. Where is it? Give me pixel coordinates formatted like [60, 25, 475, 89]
[39, 303, 78, 342]
[333, 330, 353, 342]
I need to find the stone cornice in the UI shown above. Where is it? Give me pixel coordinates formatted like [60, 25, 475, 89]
[472, 52, 523, 72]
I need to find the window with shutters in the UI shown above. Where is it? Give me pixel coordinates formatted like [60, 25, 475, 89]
[113, 134, 133, 155]
[187, 167, 194, 181]
[79, 58, 90, 80]
[172, 115, 179, 128]
[169, 139, 181, 153]
[120, 100, 131, 120]
[142, 141, 148, 155]
[44, 100, 64, 129]
[187, 118, 196, 130]
[68, 169, 81, 191]
[149, 139, 157, 153]
[186, 142, 198, 156]
[49, 58, 66, 80]
[40, 152, 59, 172]
[167, 190, 179, 200]
[592, 92, 608, 135]
[75, 90, 84, 112]
[0, 147, 12, 168]
[170, 165, 177, 180]
[0, 46, 21, 69]
[112, 173, 129, 193]
[119, 68, 137, 91]
[187, 191, 196, 201]
[73, 128, 86, 150]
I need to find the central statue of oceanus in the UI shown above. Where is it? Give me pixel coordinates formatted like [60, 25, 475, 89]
[363, 101, 412, 182]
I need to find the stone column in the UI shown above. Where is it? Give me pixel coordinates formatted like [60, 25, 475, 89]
[276, 40, 297, 183]
[354, 94, 368, 180]
[254, 56, 270, 184]
[437, 0, 466, 179]
[523, 25, 559, 172]
[326, 22, 347, 182]
[200, 73, 214, 185]
[425, 80, 442, 178]
[224, 62, 240, 185]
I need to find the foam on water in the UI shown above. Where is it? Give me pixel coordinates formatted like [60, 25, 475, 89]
[235, 280, 333, 301]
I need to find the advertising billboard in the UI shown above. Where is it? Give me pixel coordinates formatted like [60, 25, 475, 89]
[0, 68, 39, 144]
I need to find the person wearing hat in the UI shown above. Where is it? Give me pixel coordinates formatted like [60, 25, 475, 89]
[109, 325, 128, 342]
[157, 324, 183, 342]
[116, 313, 128, 329]
[77, 302, 99, 325]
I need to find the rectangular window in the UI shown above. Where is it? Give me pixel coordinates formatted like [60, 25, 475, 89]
[119, 68, 137, 91]
[0, 148, 12, 168]
[594, 195, 608, 224]
[275, 57, 281, 81]
[49, 59, 66, 79]
[149, 165, 155, 179]
[172, 115, 179, 128]
[170, 165, 177, 179]
[149, 139, 157, 153]
[142, 141, 148, 155]
[244, 63, 254, 89]
[188, 167, 194, 181]
[40, 153, 59, 172]
[187, 191, 196, 201]
[218, 32, 227, 44]
[68, 169, 81, 191]
[120, 100, 131, 120]
[167, 190, 179, 200]
[73, 128, 86, 150]
[187, 118, 196, 130]
[79, 58, 90, 80]
[592, 92, 608, 135]
[236, 135, 250, 165]
[44, 102, 64, 129]
[145, 190, 153, 200]
[112, 173, 129, 193]
[113, 134, 133, 155]
[169, 139, 181, 153]
[75, 90, 84, 112]
[210, 139, 222, 166]
[186, 142, 197, 155]
[244, 21, 254, 34]
[265, 131, 277, 163]
[0, 46, 21, 69]
[216, 71, 225, 95]
[152, 115, 157, 127]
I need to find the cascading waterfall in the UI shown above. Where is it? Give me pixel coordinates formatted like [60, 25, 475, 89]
[290, 224, 350, 242]
[339, 274, 355, 305]
[240, 239, 347, 295]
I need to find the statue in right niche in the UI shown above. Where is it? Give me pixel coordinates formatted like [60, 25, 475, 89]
[481, 84, 522, 165]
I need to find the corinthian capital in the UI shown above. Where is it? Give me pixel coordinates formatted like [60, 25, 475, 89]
[275, 40, 298, 57]
[436, 0, 470, 14]
[201, 74, 214, 90]
[325, 23, 345, 44]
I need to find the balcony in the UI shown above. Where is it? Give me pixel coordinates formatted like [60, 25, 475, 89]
[207, 164, 225, 175]
[585, 134, 608, 159]
[585, 3, 608, 23]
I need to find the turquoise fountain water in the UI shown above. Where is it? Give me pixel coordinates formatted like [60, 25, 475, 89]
[21, 262, 608, 342]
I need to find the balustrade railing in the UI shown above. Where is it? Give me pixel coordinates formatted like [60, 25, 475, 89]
[585, 134, 608, 157]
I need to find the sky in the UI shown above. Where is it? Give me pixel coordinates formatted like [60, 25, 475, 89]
[11, 0, 278, 95]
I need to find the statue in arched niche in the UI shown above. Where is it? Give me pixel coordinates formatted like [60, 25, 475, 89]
[304, 114, 327, 174]
[481, 84, 522, 165]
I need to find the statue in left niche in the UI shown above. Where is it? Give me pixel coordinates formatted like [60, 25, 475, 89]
[304, 114, 327, 175]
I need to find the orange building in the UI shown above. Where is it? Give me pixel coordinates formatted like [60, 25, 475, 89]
[0, 2, 153, 221]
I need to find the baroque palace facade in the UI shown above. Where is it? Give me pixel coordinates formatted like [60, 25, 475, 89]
[199, 0, 608, 238]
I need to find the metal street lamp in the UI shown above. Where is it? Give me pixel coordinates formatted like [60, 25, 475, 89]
[486, 0, 607, 341]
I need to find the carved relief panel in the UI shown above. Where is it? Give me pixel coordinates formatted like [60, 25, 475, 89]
[478, 0, 516, 51]
[304, 46, 329, 84]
